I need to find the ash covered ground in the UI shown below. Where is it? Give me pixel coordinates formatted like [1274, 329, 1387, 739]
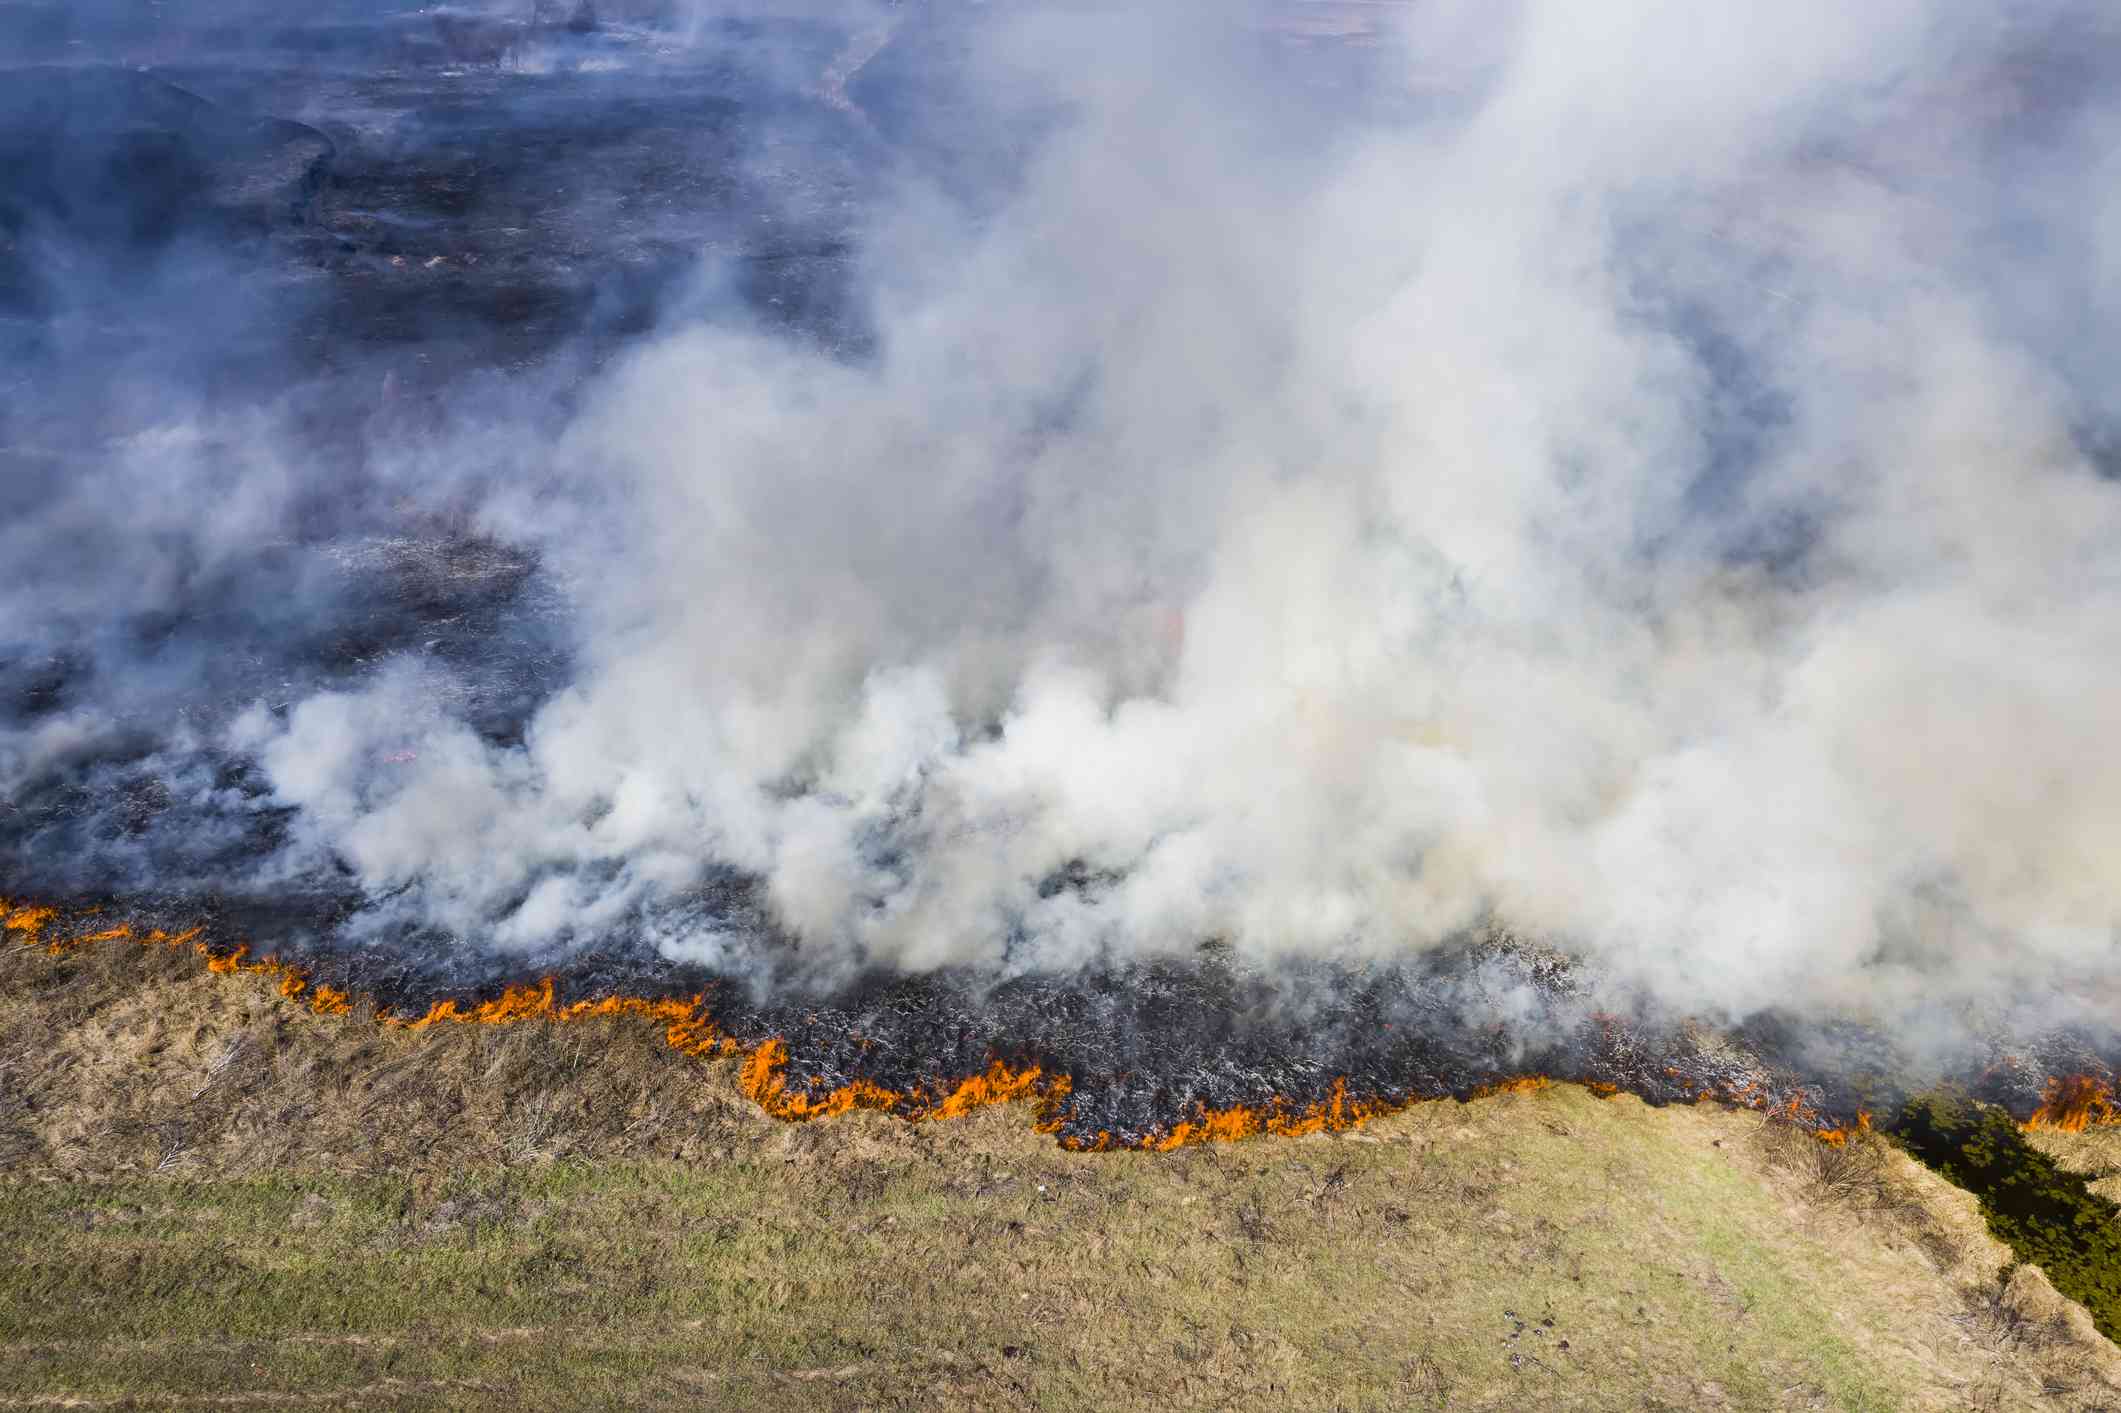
[6, 3, 2121, 1146]
[3, 3, 875, 902]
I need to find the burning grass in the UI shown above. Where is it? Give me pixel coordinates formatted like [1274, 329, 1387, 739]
[0, 1061, 2104, 1409]
[0, 900, 1598, 1155]
[2031, 1076, 2121, 1135]
[6, 918, 2121, 1406]
[0, 898, 1928, 1156]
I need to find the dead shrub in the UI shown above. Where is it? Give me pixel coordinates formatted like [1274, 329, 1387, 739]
[1753, 1113, 1963, 1271]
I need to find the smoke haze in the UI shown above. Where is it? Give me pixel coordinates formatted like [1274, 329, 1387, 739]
[6, 2, 2121, 1036]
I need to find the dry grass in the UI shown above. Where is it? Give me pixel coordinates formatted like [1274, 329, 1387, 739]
[1751, 1115, 1967, 1271]
[2, 940, 2120, 1410]
[0, 938, 756, 1181]
[2026, 1127, 2121, 1206]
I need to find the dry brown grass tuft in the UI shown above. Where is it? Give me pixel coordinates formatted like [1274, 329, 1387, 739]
[2026, 1126, 2121, 1206]
[1751, 1113, 1966, 1271]
[0, 941, 763, 1182]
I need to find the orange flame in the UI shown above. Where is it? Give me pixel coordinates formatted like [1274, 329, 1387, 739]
[1472, 1075, 1553, 1100]
[736, 1035, 1065, 1129]
[1113, 1077, 1409, 1152]
[1813, 1112, 1873, 1147]
[2026, 1075, 2119, 1133]
[3, 903, 56, 943]
[0, 895, 1942, 1151]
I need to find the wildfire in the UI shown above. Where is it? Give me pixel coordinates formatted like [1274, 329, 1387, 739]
[1813, 1112, 1873, 1147]
[3, 894, 2032, 1153]
[737, 1037, 1064, 1128]
[2, 897, 1077, 1133]
[1079, 1077, 1410, 1151]
[7, 898, 204, 960]
[1473, 1075, 1553, 1100]
[2026, 1075, 2120, 1133]
[4, 896, 1441, 1149]
[3, 904, 54, 940]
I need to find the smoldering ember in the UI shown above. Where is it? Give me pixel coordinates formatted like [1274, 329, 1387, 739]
[8, 2, 2121, 1145]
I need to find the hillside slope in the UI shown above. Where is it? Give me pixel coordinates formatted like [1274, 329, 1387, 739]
[2, 941, 2118, 1411]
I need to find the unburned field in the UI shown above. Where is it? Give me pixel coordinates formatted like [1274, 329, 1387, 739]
[2, 941, 2119, 1410]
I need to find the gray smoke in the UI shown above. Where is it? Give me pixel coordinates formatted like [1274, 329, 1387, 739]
[8, 2, 2121, 1026]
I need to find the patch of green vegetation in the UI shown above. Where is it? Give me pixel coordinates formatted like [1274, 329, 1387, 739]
[1894, 1091, 2121, 1343]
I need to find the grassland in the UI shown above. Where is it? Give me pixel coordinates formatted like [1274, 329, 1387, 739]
[2, 938, 2119, 1410]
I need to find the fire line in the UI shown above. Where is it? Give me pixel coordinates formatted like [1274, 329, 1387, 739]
[1, 897, 2088, 1151]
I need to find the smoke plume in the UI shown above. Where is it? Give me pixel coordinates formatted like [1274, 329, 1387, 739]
[6, 1, 2120, 1047]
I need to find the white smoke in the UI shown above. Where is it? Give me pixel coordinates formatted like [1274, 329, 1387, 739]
[237, 1, 2121, 1018]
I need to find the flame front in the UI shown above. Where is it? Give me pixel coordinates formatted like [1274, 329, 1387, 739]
[15, 896, 2108, 1151]
[2027, 1075, 2119, 1133]
[737, 1037, 1063, 1128]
